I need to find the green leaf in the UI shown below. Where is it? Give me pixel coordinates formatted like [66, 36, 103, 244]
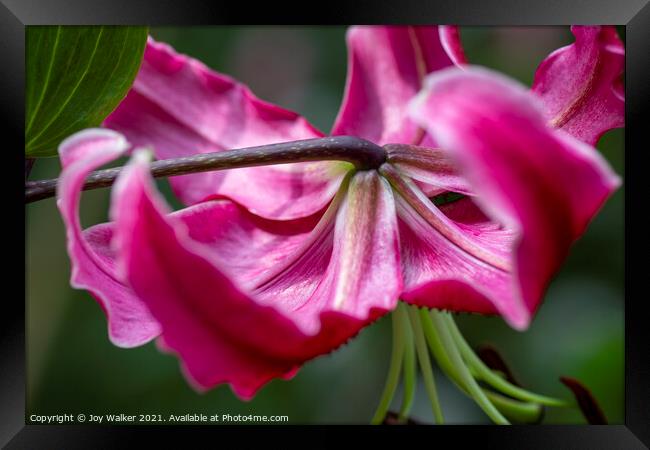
[25, 26, 148, 157]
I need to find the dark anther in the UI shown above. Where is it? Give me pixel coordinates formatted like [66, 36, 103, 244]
[560, 376, 608, 424]
[477, 344, 522, 387]
[382, 411, 421, 425]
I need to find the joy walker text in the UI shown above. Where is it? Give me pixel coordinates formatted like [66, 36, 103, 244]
[29, 413, 289, 424]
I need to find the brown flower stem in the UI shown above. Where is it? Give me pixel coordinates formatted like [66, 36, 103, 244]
[25, 158, 35, 180]
[25, 136, 387, 204]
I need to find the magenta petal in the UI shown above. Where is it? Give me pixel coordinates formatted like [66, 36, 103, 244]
[532, 26, 625, 145]
[398, 195, 520, 320]
[254, 171, 403, 327]
[409, 67, 620, 329]
[171, 199, 321, 288]
[439, 26, 468, 66]
[384, 168, 520, 321]
[331, 26, 458, 145]
[56, 129, 161, 347]
[385, 144, 473, 195]
[111, 153, 402, 398]
[105, 37, 343, 220]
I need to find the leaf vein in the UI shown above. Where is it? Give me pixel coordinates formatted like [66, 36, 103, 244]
[26, 27, 106, 148]
[25, 26, 61, 136]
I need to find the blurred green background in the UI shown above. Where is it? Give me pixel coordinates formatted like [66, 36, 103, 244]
[26, 26, 624, 424]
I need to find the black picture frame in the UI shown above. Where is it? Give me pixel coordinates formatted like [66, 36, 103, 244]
[3, 0, 649, 448]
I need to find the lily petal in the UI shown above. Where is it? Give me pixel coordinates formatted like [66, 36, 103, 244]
[172, 200, 321, 289]
[409, 67, 620, 329]
[398, 194, 522, 321]
[111, 152, 402, 398]
[381, 166, 521, 323]
[105, 37, 344, 220]
[385, 143, 473, 196]
[439, 26, 468, 66]
[331, 26, 459, 145]
[532, 26, 625, 145]
[56, 129, 161, 347]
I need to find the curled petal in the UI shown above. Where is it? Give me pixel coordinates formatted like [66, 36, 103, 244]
[331, 26, 459, 145]
[532, 26, 625, 145]
[56, 129, 161, 347]
[409, 67, 620, 329]
[439, 26, 468, 66]
[105, 37, 343, 220]
[111, 153, 401, 398]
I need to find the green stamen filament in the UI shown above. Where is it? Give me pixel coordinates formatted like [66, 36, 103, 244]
[398, 304, 417, 422]
[372, 305, 569, 425]
[443, 314, 569, 408]
[407, 306, 444, 423]
[428, 310, 509, 424]
[371, 305, 407, 424]
[484, 390, 543, 423]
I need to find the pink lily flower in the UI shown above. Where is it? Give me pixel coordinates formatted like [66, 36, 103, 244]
[58, 26, 623, 399]
[531, 26, 625, 146]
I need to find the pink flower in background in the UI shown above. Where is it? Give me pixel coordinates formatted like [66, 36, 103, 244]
[531, 26, 625, 146]
[57, 26, 623, 398]
[454, 26, 625, 146]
